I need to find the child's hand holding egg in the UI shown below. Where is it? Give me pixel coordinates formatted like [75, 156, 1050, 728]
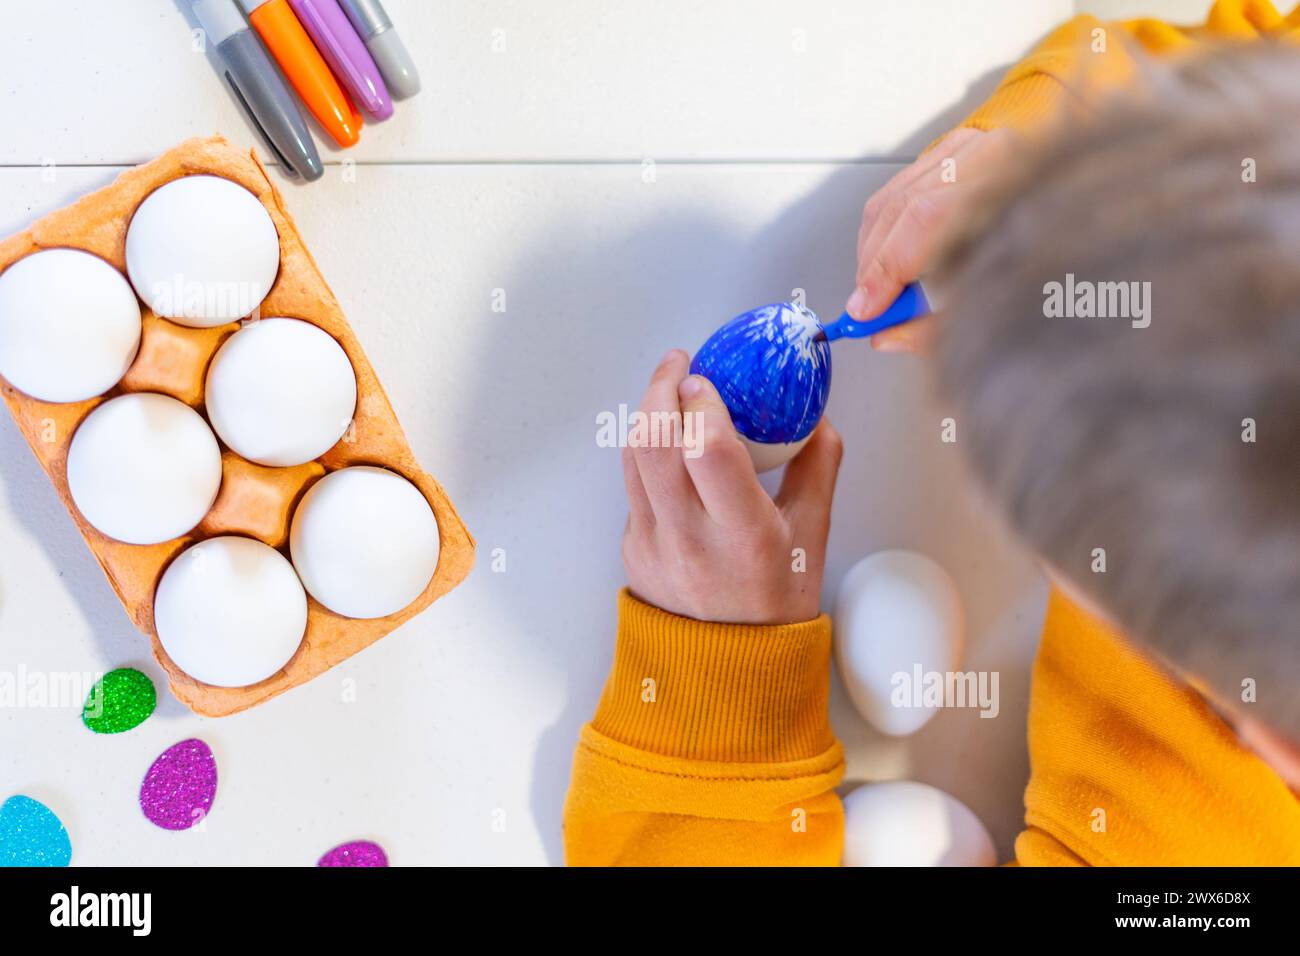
[620, 350, 842, 625]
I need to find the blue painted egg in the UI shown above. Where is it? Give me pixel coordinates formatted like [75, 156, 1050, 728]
[691, 301, 831, 446]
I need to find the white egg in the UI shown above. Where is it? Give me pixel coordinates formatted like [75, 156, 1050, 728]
[155, 536, 307, 687]
[0, 249, 142, 403]
[740, 433, 809, 473]
[290, 466, 439, 619]
[842, 781, 996, 866]
[205, 317, 357, 467]
[125, 175, 280, 327]
[66, 393, 222, 545]
[834, 549, 965, 736]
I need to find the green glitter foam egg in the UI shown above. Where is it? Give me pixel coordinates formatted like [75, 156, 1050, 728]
[82, 668, 156, 734]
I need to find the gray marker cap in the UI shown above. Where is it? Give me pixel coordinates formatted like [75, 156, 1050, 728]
[190, 0, 323, 181]
[192, 0, 245, 44]
[338, 0, 392, 36]
[339, 0, 420, 99]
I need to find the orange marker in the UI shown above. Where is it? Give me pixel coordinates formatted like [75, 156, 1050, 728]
[238, 0, 362, 148]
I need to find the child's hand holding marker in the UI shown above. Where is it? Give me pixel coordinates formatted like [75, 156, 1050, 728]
[848, 127, 1016, 354]
[622, 350, 842, 625]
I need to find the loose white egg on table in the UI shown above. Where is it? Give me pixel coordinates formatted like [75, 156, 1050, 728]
[154, 536, 307, 687]
[125, 175, 280, 327]
[290, 466, 440, 619]
[0, 249, 142, 403]
[842, 781, 997, 867]
[834, 549, 965, 736]
[66, 393, 223, 545]
[205, 317, 357, 467]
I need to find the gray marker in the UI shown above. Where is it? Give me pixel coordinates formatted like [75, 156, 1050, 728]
[338, 0, 421, 100]
[190, 0, 324, 181]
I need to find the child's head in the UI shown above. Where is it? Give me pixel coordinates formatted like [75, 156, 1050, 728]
[932, 49, 1300, 758]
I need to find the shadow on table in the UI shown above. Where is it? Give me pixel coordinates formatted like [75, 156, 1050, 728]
[0, 417, 191, 721]
[0, 51, 1030, 863]
[436, 62, 1045, 865]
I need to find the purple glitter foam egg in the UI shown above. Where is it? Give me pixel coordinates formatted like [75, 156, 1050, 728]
[140, 738, 217, 831]
[318, 840, 388, 867]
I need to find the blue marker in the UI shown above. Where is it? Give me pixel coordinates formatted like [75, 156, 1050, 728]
[816, 282, 930, 342]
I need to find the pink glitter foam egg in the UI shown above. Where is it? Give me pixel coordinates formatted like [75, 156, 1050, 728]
[318, 841, 388, 867]
[140, 738, 217, 831]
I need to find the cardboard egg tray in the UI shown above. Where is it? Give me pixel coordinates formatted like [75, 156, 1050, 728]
[0, 135, 474, 717]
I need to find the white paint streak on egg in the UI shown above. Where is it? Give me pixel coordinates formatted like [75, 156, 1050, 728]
[834, 549, 965, 736]
[842, 780, 997, 867]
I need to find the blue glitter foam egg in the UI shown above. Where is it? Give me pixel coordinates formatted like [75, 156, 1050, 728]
[691, 302, 831, 445]
[0, 794, 72, 867]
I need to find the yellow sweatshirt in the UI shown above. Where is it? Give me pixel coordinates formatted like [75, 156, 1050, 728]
[563, 1, 1300, 867]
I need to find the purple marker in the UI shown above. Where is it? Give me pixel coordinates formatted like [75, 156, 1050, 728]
[288, 0, 393, 120]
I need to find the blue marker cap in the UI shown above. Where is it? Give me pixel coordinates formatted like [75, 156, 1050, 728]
[819, 281, 930, 342]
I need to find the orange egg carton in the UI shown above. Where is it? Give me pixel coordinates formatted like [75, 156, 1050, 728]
[0, 135, 475, 717]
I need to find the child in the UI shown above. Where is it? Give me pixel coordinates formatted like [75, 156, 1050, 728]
[564, 2, 1300, 865]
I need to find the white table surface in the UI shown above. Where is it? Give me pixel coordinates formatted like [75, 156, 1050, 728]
[0, 0, 1206, 866]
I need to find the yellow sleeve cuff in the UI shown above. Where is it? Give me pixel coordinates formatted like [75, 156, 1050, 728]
[591, 589, 837, 764]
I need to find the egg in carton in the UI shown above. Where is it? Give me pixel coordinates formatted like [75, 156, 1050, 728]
[0, 135, 474, 717]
